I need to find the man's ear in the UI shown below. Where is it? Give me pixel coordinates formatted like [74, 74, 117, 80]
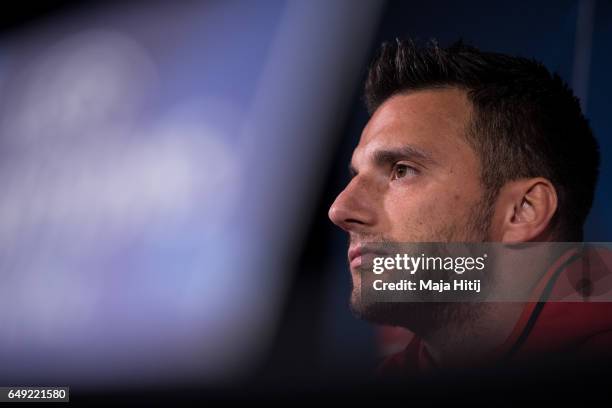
[492, 178, 558, 243]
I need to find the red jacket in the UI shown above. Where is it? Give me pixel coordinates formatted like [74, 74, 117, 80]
[378, 245, 612, 375]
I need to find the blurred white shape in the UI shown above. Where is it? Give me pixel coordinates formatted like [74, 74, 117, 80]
[3, 29, 158, 147]
[0, 0, 384, 389]
[0, 27, 241, 380]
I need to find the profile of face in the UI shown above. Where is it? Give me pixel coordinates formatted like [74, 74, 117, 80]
[328, 88, 494, 323]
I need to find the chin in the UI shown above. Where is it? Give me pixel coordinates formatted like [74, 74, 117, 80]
[349, 288, 409, 327]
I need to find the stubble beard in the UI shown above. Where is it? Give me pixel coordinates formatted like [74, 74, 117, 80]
[348, 194, 494, 336]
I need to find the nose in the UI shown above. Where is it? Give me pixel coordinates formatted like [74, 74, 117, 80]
[328, 178, 376, 232]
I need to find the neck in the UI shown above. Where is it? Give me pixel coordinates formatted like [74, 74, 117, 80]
[408, 302, 525, 368]
[416, 244, 570, 367]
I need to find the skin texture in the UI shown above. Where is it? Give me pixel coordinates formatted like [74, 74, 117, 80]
[328, 88, 558, 367]
[329, 88, 491, 311]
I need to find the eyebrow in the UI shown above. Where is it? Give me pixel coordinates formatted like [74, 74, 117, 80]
[349, 145, 437, 176]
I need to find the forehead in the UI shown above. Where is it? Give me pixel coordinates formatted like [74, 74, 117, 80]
[354, 88, 475, 166]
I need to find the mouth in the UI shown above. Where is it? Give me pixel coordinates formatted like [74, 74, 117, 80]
[348, 246, 363, 269]
[348, 244, 388, 270]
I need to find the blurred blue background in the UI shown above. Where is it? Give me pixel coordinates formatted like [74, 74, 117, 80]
[0, 0, 609, 393]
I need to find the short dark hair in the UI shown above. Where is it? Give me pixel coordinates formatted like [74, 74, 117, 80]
[365, 39, 600, 241]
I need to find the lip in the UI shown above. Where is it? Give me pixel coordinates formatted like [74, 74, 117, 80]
[348, 245, 387, 270]
[348, 246, 363, 269]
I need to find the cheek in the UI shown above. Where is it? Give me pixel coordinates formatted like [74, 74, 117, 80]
[383, 185, 477, 236]
[381, 189, 439, 235]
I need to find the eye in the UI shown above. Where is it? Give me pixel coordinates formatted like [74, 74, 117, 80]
[391, 163, 418, 180]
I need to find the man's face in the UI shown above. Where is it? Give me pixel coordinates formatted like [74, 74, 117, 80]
[328, 88, 493, 321]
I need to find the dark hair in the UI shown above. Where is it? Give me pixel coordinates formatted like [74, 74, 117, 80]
[365, 39, 600, 241]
